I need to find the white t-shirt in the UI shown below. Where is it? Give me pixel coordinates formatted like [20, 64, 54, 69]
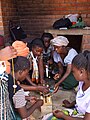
[64, 48, 78, 65]
[75, 82, 90, 114]
[53, 48, 78, 66]
[13, 88, 26, 108]
[53, 51, 63, 64]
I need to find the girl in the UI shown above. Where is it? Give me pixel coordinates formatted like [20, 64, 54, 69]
[53, 50, 90, 120]
[41, 32, 61, 78]
[41, 32, 54, 65]
[51, 36, 78, 90]
[27, 38, 45, 84]
[8, 56, 43, 119]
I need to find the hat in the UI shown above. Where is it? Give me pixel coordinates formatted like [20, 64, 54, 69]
[51, 36, 69, 47]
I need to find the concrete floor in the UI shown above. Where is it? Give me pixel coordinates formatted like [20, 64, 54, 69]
[28, 88, 76, 120]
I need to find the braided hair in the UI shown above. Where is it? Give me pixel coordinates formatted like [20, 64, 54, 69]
[72, 50, 90, 74]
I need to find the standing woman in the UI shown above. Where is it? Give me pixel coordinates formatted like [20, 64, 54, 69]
[51, 36, 79, 91]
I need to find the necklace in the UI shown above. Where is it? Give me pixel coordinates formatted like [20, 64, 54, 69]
[12, 59, 17, 93]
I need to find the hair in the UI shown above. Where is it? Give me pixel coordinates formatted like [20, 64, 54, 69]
[31, 38, 44, 49]
[72, 50, 90, 73]
[41, 33, 54, 41]
[14, 56, 30, 72]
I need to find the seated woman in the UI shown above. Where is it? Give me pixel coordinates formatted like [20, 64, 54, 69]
[53, 50, 90, 120]
[51, 36, 79, 90]
[8, 56, 43, 119]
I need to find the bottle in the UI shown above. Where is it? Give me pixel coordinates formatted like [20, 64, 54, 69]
[77, 13, 82, 22]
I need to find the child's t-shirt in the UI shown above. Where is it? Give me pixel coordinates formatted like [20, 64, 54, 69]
[8, 74, 26, 109]
[43, 45, 53, 63]
[75, 81, 90, 114]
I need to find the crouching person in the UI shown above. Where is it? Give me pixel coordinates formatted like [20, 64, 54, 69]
[8, 56, 43, 120]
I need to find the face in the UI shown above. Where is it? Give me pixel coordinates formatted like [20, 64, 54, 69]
[54, 45, 64, 54]
[72, 64, 88, 82]
[32, 46, 43, 57]
[43, 37, 50, 48]
[17, 69, 29, 81]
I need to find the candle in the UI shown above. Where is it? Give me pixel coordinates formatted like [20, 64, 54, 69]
[46, 65, 48, 77]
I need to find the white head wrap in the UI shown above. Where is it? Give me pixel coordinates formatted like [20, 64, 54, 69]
[51, 36, 69, 47]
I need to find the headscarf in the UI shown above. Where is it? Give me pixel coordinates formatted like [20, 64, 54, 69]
[51, 36, 69, 47]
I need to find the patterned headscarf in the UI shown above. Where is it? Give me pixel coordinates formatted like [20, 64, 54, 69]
[51, 36, 69, 47]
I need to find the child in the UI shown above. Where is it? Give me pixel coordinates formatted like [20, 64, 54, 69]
[27, 38, 45, 84]
[41, 32, 60, 78]
[41, 33, 54, 65]
[8, 56, 43, 119]
[41, 33, 55, 78]
[53, 50, 90, 120]
[51, 36, 78, 90]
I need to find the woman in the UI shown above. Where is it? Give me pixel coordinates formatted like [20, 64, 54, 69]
[51, 36, 78, 91]
[53, 50, 90, 120]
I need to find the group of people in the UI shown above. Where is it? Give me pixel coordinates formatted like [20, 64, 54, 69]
[0, 33, 90, 120]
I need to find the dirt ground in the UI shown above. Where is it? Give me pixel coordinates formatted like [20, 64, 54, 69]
[28, 88, 76, 120]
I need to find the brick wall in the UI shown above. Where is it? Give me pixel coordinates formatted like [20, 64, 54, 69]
[0, 0, 19, 42]
[17, 0, 90, 39]
[0, 0, 90, 49]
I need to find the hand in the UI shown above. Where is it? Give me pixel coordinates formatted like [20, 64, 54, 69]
[63, 100, 73, 108]
[29, 96, 37, 104]
[53, 73, 60, 80]
[53, 110, 64, 119]
[38, 86, 49, 94]
[53, 83, 59, 93]
[40, 79, 45, 85]
[47, 59, 53, 65]
[0, 46, 17, 61]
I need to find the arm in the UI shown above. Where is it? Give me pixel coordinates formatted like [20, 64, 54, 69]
[38, 56, 45, 84]
[58, 61, 64, 75]
[18, 84, 49, 94]
[17, 99, 43, 119]
[0, 46, 17, 61]
[57, 64, 72, 85]
[63, 100, 76, 108]
[53, 110, 90, 120]
[26, 74, 37, 86]
[53, 61, 63, 80]
[54, 64, 72, 92]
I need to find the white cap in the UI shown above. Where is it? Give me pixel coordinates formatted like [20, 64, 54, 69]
[51, 36, 69, 47]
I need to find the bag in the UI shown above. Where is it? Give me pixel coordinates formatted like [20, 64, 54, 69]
[9, 20, 27, 42]
[53, 18, 72, 29]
